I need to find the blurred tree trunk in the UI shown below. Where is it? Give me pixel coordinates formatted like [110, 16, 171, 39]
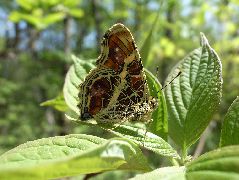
[5, 29, 11, 50]
[91, 0, 102, 53]
[28, 25, 40, 56]
[75, 2, 91, 54]
[76, 25, 88, 53]
[64, 16, 72, 55]
[57, 113, 69, 136]
[134, 0, 143, 40]
[165, 1, 175, 39]
[113, 1, 127, 23]
[13, 23, 20, 53]
[3, 23, 20, 55]
[161, 1, 176, 81]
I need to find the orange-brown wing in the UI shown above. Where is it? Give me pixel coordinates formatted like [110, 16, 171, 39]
[97, 23, 150, 110]
[79, 23, 154, 122]
[97, 23, 136, 72]
[78, 67, 120, 120]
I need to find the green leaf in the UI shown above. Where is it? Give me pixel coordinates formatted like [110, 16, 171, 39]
[8, 11, 22, 22]
[165, 33, 222, 151]
[9, 12, 44, 29]
[43, 12, 65, 26]
[220, 96, 239, 147]
[109, 124, 179, 159]
[63, 55, 95, 114]
[186, 145, 239, 180]
[16, 0, 34, 10]
[145, 69, 168, 140]
[69, 8, 84, 18]
[9, 10, 65, 29]
[62, 0, 80, 7]
[130, 166, 186, 180]
[140, 11, 159, 68]
[40, 94, 68, 112]
[0, 135, 150, 179]
[66, 115, 179, 159]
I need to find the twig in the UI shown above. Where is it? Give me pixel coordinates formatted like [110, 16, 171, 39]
[193, 121, 215, 158]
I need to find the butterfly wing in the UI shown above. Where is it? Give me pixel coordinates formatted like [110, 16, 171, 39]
[79, 23, 155, 123]
[78, 67, 120, 120]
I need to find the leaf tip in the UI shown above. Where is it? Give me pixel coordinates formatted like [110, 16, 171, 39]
[39, 102, 46, 107]
[200, 32, 209, 47]
[71, 54, 78, 63]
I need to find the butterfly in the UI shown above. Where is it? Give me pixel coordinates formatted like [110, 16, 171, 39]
[78, 23, 157, 123]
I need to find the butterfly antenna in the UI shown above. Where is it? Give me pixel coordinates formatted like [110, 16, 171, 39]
[143, 127, 148, 147]
[156, 66, 160, 80]
[156, 71, 181, 94]
[161, 71, 181, 90]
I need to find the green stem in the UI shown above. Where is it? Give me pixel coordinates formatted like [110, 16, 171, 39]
[169, 157, 179, 166]
[181, 143, 187, 164]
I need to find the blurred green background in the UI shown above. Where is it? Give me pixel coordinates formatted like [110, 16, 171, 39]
[0, 0, 239, 178]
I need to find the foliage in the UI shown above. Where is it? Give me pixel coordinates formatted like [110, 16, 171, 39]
[0, 0, 239, 179]
[220, 96, 239, 147]
[165, 33, 222, 157]
[0, 135, 151, 179]
[9, 0, 83, 29]
[1, 33, 239, 179]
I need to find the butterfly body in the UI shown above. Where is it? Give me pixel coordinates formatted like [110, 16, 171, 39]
[78, 23, 157, 123]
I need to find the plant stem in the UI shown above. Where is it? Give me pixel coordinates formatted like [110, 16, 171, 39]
[169, 157, 179, 166]
[181, 143, 187, 164]
[193, 121, 215, 158]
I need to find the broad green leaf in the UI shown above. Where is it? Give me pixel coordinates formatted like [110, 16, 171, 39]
[66, 116, 179, 159]
[40, 94, 68, 112]
[145, 69, 168, 140]
[109, 124, 179, 159]
[0, 135, 150, 179]
[140, 11, 159, 68]
[165, 33, 222, 151]
[63, 55, 95, 114]
[130, 166, 186, 180]
[220, 96, 239, 147]
[186, 145, 239, 180]
[0, 134, 105, 163]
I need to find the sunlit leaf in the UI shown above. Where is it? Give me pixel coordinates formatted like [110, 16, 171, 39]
[8, 11, 23, 22]
[130, 166, 186, 180]
[220, 96, 239, 147]
[0, 135, 150, 179]
[69, 8, 84, 18]
[186, 145, 239, 180]
[109, 124, 179, 159]
[62, 0, 80, 7]
[165, 33, 222, 151]
[17, 0, 34, 10]
[140, 11, 159, 68]
[40, 94, 68, 112]
[145, 69, 168, 140]
[63, 55, 95, 114]
[43, 12, 65, 25]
